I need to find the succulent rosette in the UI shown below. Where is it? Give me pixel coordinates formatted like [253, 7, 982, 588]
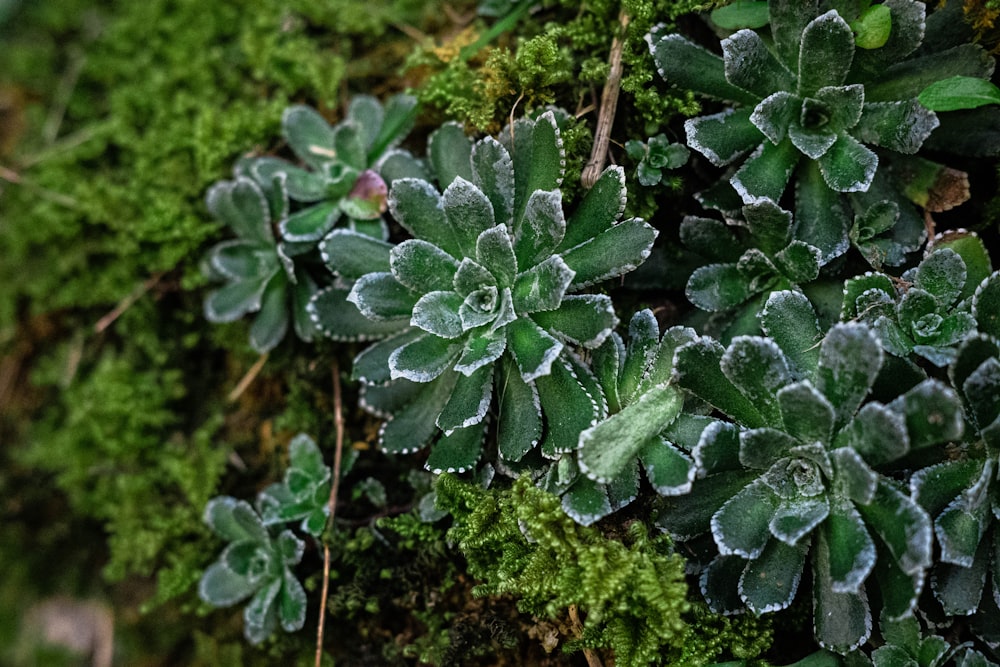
[648, 0, 997, 267]
[311, 111, 658, 474]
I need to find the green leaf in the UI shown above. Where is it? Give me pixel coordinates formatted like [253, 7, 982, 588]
[760, 290, 822, 379]
[578, 385, 683, 483]
[887, 379, 964, 452]
[722, 28, 795, 100]
[795, 160, 852, 261]
[388, 179, 458, 259]
[797, 10, 856, 95]
[680, 216, 743, 263]
[649, 33, 760, 105]
[454, 326, 507, 376]
[789, 123, 838, 159]
[712, 479, 779, 558]
[200, 561, 253, 607]
[831, 447, 878, 506]
[770, 496, 830, 546]
[824, 500, 876, 593]
[685, 108, 763, 167]
[856, 480, 932, 576]
[425, 425, 483, 474]
[919, 75, 1000, 112]
[778, 381, 835, 444]
[721, 336, 793, 426]
[658, 469, 758, 540]
[506, 317, 563, 381]
[249, 273, 289, 353]
[739, 428, 801, 470]
[389, 333, 462, 383]
[370, 93, 418, 159]
[637, 326, 699, 395]
[207, 177, 273, 245]
[561, 218, 658, 289]
[497, 354, 542, 462]
[437, 364, 493, 433]
[471, 136, 515, 229]
[915, 248, 966, 306]
[936, 495, 990, 568]
[934, 232, 992, 301]
[731, 137, 800, 203]
[744, 199, 793, 255]
[427, 122, 473, 187]
[561, 166, 626, 251]
[817, 133, 878, 193]
[509, 111, 564, 225]
[931, 542, 991, 615]
[836, 402, 908, 467]
[531, 294, 617, 349]
[442, 177, 496, 258]
[309, 287, 408, 343]
[693, 421, 743, 476]
[751, 91, 799, 145]
[277, 567, 307, 632]
[816, 323, 882, 430]
[390, 239, 460, 293]
[711, 1, 770, 30]
[674, 338, 766, 428]
[331, 121, 367, 171]
[561, 475, 612, 526]
[740, 538, 809, 613]
[205, 277, 268, 323]
[205, 497, 269, 544]
[514, 189, 566, 266]
[639, 437, 696, 496]
[973, 272, 1000, 338]
[208, 240, 266, 282]
[512, 255, 575, 314]
[701, 554, 749, 615]
[475, 224, 517, 289]
[687, 263, 754, 312]
[769, 0, 818, 69]
[537, 359, 599, 457]
[850, 4, 892, 49]
[319, 229, 393, 279]
[866, 44, 996, 103]
[853, 100, 940, 154]
[379, 372, 458, 454]
[282, 105, 336, 171]
[348, 272, 419, 321]
[411, 291, 464, 339]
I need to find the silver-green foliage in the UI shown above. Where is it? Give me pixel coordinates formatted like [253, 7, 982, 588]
[660, 290, 964, 653]
[313, 111, 658, 476]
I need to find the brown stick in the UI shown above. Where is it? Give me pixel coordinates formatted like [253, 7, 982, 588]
[94, 272, 165, 333]
[315, 360, 346, 667]
[568, 604, 604, 667]
[226, 353, 269, 403]
[581, 10, 630, 188]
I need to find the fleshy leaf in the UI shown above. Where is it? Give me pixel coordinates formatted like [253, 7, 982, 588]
[856, 480, 932, 576]
[428, 122, 473, 187]
[205, 278, 268, 323]
[437, 364, 493, 434]
[685, 108, 762, 167]
[471, 136, 515, 229]
[497, 354, 542, 462]
[648, 33, 760, 105]
[379, 372, 458, 454]
[389, 240, 459, 293]
[712, 479, 779, 559]
[778, 381, 835, 444]
[816, 323, 882, 431]
[760, 290, 822, 379]
[537, 359, 599, 457]
[824, 500, 877, 593]
[388, 333, 462, 383]
[514, 189, 566, 266]
[817, 133, 878, 193]
[506, 317, 563, 381]
[674, 338, 766, 428]
[309, 287, 408, 343]
[282, 105, 336, 170]
[918, 75, 1000, 112]
[207, 177, 273, 245]
[973, 272, 1000, 338]
[732, 138, 800, 203]
[388, 179, 457, 258]
[721, 336, 792, 426]
[854, 100, 939, 154]
[739, 538, 809, 614]
[531, 294, 617, 349]
[687, 264, 754, 312]
[723, 28, 795, 99]
[638, 437, 696, 496]
[348, 272, 419, 321]
[813, 529, 873, 653]
[475, 225, 518, 289]
[562, 166, 627, 251]
[797, 10, 855, 96]
[512, 255, 575, 314]
[319, 229, 393, 279]
[425, 425, 483, 474]
[411, 291, 464, 339]
[770, 496, 830, 546]
[453, 327, 507, 376]
[249, 274, 289, 353]
[443, 177, 496, 258]
[561, 475, 612, 526]
[561, 218, 658, 289]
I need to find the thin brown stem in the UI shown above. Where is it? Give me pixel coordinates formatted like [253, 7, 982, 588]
[94, 272, 164, 333]
[581, 10, 630, 188]
[226, 353, 269, 403]
[568, 604, 604, 667]
[316, 361, 345, 667]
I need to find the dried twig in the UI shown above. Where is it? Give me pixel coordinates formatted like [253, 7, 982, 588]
[581, 10, 630, 188]
[226, 353, 269, 403]
[315, 360, 346, 667]
[568, 604, 604, 667]
[94, 272, 165, 333]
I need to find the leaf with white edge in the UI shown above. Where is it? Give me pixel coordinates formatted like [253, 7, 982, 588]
[319, 229, 392, 279]
[722, 29, 794, 98]
[744, 199, 794, 256]
[789, 124, 838, 160]
[853, 100, 940, 155]
[205, 497, 269, 544]
[506, 316, 563, 382]
[701, 553, 749, 615]
[607, 460, 640, 513]
[963, 357, 1000, 433]
[818, 133, 878, 193]
[330, 121, 367, 171]
[386, 239, 458, 294]
[310, 286, 409, 344]
[348, 272, 419, 321]
[750, 92, 799, 146]
[497, 354, 542, 462]
[868, 41, 996, 102]
[209, 240, 268, 281]
[713, 479, 780, 559]
[825, 500, 877, 593]
[740, 538, 809, 614]
[973, 272, 1000, 338]
[443, 177, 496, 257]
[291, 273, 321, 343]
[578, 385, 683, 483]
[776, 241, 823, 283]
[722, 336, 793, 426]
[732, 138, 800, 204]
[359, 379, 422, 419]
[252, 157, 326, 203]
[377, 149, 428, 184]
[531, 294, 617, 349]
[205, 278, 268, 323]
[515, 189, 566, 266]
[615, 309, 660, 401]
[561, 475, 612, 526]
[561, 217, 658, 289]
[411, 291, 465, 339]
[777, 381, 835, 444]
[638, 326, 700, 396]
[282, 105, 336, 170]
[471, 136, 515, 229]
[710, 1, 769, 30]
[639, 437, 695, 496]
[685, 108, 763, 167]
[388, 332, 462, 383]
[475, 225, 517, 289]
[857, 479, 932, 576]
[694, 421, 743, 476]
[428, 122, 473, 188]
[388, 178, 457, 257]
[680, 216, 743, 264]
[871, 547, 924, 622]
[951, 335, 1000, 402]
[798, 10, 855, 96]
[659, 469, 758, 540]
[813, 530, 873, 653]
[561, 166, 626, 251]
[370, 93, 417, 158]
[278, 567, 307, 632]
[769, 0, 818, 69]
[512, 255, 575, 314]
[453, 326, 507, 376]
[739, 428, 801, 470]
[687, 263, 755, 312]
[592, 333, 623, 413]
[817, 323, 882, 430]
[771, 496, 830, 545]
[674, 338, 766, 428]
[831, 447, 878, 506]
[795, 160, 852, 261]
[458, 286, 504, 331]
[761, 290, 823, 378]
[352, 326, 424, 384]
[835, 402, 908, 467]
[932, 543, 990, 615]
[915, 249, 966, 306]
[537, 359, 599, 458]
[208, 178, 274, 245]
[425, 424, 483, 474]
[887, 379, 964, 452]
[437, 364, 493, 434]
[853, 0, 923, 68]
[249, 274, 289, 353]
[919, 76, 1000, 112]
[509, 112, 564, 225]
[452, 257, 496, 297]
[936, 496, 989, 568]
[648, 33, 761, 105]
[379, 372, 458, 454]
[842, 272, 896, 319]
